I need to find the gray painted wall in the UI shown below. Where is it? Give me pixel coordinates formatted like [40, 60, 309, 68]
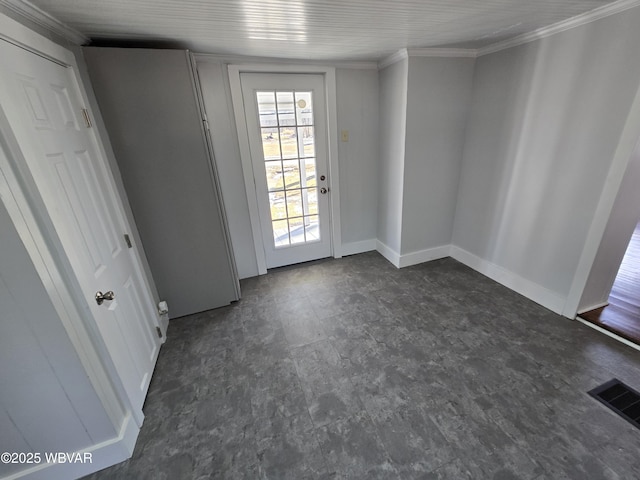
[0, 189, 115, 478]
[84, 47, 238, 318]
[196, 60, 260, 279]
[453, 6, 640, 301]
[336, 68, 379, 246]
[401, 56, 475, 255]
[377, 58, 408, 254]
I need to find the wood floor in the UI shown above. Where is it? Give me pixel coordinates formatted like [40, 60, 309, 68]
[581, 222, 640, 344]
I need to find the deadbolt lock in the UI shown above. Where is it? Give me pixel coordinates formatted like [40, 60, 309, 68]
[320, 175, 326, 181]
[95, 290, 115, 306]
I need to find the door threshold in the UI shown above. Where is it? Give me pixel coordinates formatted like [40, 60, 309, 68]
[577, 316, 640, 353]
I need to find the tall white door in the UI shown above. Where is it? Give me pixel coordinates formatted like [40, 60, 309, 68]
[241, 73, 332, 268]
[0, 40, 161, 413]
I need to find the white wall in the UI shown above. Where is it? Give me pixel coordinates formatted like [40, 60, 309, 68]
[579, 137, 640, 312]
[196, 58, 380, 275]
[0, 187, 115, 479]
[401, 56, 475, 256]
[452, 6, 640, 313]
[377, 58, 408, 256]
[336, 68, 379, 251]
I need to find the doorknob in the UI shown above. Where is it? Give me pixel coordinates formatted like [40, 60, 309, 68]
[320, 187, 328, 194]
[95, 290, 115, 306]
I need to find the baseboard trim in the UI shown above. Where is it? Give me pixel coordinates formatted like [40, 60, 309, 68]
[398, 245, 451, 268]
[577, 301, 610, 315]
[576, 317, 640, 353]
[341, 239, 377, 257]
[450, 245, 566, 315]
[376, 240, 401, 268]
[9, 412, 139, 480]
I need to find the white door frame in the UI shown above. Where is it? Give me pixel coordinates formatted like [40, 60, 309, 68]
[0, 12, 149, 435]
[229, 64, 342, 274]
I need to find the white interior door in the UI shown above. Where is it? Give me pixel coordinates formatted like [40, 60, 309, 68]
[0, 40, 161, 414]
[241, 73, 332, 268]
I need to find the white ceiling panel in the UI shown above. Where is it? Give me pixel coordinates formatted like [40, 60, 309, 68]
[27, 0, 623, 60]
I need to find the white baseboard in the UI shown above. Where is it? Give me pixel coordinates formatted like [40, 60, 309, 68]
[376, 240, 401, 267]
[398, 245, 451, 268]
[449, 245, 566, 315]
[10, 412, 139, 480]
[341, 239, 377, 257]
[576, 317, 640, 353]
[577, 301, 609, 315]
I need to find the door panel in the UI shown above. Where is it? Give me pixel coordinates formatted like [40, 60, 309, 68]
[0, 40, 161, 413]
[240, 73, 332, 268]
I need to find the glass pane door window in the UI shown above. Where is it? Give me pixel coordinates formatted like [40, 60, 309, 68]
[256, 90, 320, 247]
[239, 72, 331, 269]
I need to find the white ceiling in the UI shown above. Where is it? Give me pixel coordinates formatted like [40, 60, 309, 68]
[28, 0, 622, 61]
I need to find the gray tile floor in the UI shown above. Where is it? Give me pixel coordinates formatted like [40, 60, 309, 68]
[87, 252, 640, 479]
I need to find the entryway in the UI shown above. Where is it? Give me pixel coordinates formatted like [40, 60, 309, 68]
[240, 73, 332, 268]
[580, 220, 640, 344]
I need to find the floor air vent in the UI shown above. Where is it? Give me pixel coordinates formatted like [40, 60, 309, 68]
[588, 379, 640, 430]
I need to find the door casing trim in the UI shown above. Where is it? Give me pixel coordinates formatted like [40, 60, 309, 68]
[228, 64, 342, 274]
[0, 12, 144, 438]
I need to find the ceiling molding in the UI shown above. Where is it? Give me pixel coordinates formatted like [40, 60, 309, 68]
[0, 0, 88, 45]
[407, 48, 477, 58]
[478, 0, 640, 56]
[378, 49, 408, 69]
[193, 52, 378, 70]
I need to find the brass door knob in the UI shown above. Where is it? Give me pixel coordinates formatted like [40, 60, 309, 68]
[95, 290, 115, 306]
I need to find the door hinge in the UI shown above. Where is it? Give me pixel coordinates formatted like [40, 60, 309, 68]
[81, 108, 92, 128]
[124, 233, 132, 248]
[156, 326, 163, 338]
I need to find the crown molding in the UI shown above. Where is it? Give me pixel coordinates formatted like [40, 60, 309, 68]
[406, 47, 477, 58]
[0, 0, 88, 45]
[478, 0, 640, 56]
[378, 49, 408, 69]
[193, 52, 378, 70]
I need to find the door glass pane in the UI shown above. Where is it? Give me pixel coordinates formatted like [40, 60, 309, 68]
[273, 219, 289, 246]
[282, 159, 300, 189]
[303, 188, 318, 215]
[286, 189, 303, 218]
[256, 89, 321, 248]
[289, 217, 305, 244]
[301, 158, 316, 187]
[257, 91, 277, 127]
[280, 127, 298, 159]
[265, 161, 284, 191]
[269, 191, 287, 219]
[261, 128, 280, 160]
[304, 215, 320, 241]
[295, 92, 313, 125]
[277, 91, 295, 126]
[299, 126, 315, 157]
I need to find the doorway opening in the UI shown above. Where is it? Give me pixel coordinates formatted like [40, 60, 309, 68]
[580, 220, 640, 344]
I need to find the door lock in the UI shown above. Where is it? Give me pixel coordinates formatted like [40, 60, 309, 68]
[320, 175, 326, 181]
[95, 290, 115, 306]
[320, 187, 328, 194]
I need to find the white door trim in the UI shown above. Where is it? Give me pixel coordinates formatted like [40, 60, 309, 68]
[228, 64, 342, 274]
[0, 12, 143, 430]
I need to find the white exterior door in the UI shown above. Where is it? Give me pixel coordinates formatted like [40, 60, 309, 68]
[0, 40, 161, 413]
[240, 73, 332, 268]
